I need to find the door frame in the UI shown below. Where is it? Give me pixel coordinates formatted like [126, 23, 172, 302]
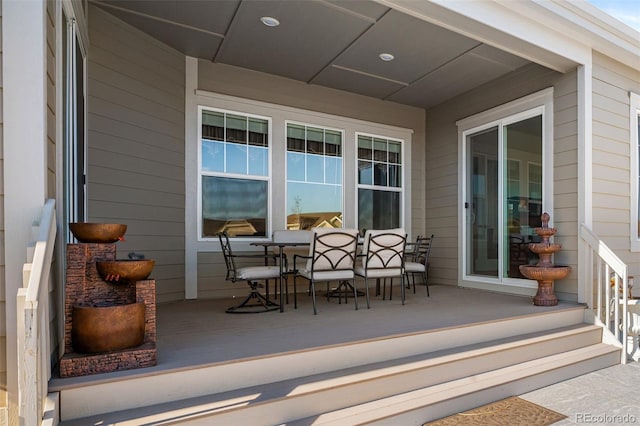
[457, 88, 554, 295]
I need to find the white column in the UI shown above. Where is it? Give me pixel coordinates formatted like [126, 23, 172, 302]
[2, 0, 48, 422]
[577, 62, 593, 305]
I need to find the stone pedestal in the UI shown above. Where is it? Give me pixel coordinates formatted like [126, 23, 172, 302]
[59, 243, 157, 377]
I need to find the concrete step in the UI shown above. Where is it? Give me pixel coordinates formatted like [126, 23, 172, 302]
[142, 326, 611, 425]
[59, 320, 616, 425]
[289, 344, 620, 426]
[55, 307, 586, 421]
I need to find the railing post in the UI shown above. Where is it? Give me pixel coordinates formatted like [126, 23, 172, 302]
[17, 290, 39, 426]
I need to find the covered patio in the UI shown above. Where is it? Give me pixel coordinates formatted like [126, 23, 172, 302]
[50, 284, 580, 385]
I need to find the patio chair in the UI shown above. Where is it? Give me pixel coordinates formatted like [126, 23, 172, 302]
[404, 234, 434, 296]
[218, 232, 282, 313]
[355, 229, 407, 307]
[271, 229, 312, 303]
[293, 228, 359, 314]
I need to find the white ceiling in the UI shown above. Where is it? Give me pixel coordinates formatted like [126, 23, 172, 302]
[92, 0, 532, 109]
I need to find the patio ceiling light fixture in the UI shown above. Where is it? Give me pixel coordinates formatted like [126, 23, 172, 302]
[379, 53, 395, 62]
[260, 16, 280, 27]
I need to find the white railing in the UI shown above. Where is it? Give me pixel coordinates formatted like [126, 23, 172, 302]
[580, 223, 628, 364]
[17, 199, 57, 426]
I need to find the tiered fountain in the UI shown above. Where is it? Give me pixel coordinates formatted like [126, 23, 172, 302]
[519, 212, 571, 306]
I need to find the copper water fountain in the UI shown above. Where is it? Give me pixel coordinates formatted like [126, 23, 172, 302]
[519, 213, 571, 306]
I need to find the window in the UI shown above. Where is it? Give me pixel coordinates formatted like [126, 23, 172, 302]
[631, 92, 640, 250]
[286, 123, 343, 230]
[357, 134, 403, 231]
[199, 108, 270, 238]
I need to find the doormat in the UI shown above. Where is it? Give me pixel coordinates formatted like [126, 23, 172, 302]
[424, 396, 567, 426]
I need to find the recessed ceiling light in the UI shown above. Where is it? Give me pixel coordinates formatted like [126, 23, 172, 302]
[379, 53, 395, 62]
[260, 16, 280, 27]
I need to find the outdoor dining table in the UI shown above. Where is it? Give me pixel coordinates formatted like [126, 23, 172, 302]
[251, 240, 310, 312]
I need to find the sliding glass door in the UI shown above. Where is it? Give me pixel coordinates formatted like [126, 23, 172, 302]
[464, 112, 543, 283]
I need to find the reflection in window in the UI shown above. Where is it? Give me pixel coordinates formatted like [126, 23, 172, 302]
[286, 123, 343, 230]
[200, 109, 270, 238]
[357, 134, 403, 231]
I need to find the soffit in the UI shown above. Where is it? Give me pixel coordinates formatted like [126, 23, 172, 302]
[92, 0, 537, 110]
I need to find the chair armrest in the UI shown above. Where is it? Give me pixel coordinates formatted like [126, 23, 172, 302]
[293, 254, 311, 271]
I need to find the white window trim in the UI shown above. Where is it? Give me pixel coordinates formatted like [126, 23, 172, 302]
[197, 105, 273, 242]
[355, 132, 406, 231]
[457, 88, 554, 295]
[630, 92, 640, 251]
[284, 120, 346, 230]
[185, 58, 413, 297]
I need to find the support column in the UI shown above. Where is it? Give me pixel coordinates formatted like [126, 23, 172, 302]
[2, 0, 48, 423]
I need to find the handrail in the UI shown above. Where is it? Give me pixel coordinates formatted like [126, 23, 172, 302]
[580, 223, 628, 364]
[17, 199, 57, 426]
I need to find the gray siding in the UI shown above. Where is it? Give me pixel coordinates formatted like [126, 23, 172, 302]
[425, 64, 580, 299]
[88, 6, 186, 302]
[197, 61, 426, 299]
[592, 52, 640, 277]
[552, 71, 579, 299]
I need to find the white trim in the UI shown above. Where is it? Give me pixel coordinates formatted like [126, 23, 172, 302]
[3, 0, 48, 421]
[186, 86, 413, 297]
[197, 106, 273, 242]
[630, 92, 640, 252]
[284, 120, 346, 231]
[578, 64, 593, 304]
[195, 90, 413, 137]
[457, 88, 553, 291]
[354, 132, 407, 232]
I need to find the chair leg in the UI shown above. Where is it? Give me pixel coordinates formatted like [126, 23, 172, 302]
[364, 278, 370, 309]
[293, 274, 298, 309]
[311, 280, 318, 315]
[352, 279, 358, 310]
[225, 281, 279, 314]
[401, 275, 406, 305]
[424, 271, 430, 297]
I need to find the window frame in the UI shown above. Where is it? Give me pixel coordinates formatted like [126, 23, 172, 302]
[197, 105, 273, 241]
[630, 92, 640, 251]
[355, 132, 405, 231]
[284, 120, 345, 230]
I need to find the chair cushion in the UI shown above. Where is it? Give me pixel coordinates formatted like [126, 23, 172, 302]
[237, 266, 281, 280]
[354, 265, 402, 278]
[404, 261, 425, 273]
[298, 269, 354, 281]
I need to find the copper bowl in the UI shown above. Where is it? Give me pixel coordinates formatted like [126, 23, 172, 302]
[96, 259, 155, 283]
[72, 303, 145, 353]
[70, 223, 127, 243]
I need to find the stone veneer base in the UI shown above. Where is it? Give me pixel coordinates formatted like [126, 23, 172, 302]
[60, 243, 157, 377]
[59, 343, 157, 377]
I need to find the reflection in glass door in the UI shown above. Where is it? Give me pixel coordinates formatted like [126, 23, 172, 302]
[466, 127, 498, 277]
[504, 116, 543, 278]
[465, 114, 543, 282]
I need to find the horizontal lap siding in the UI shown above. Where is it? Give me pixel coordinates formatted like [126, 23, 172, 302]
[591, 52, 640, 275]
[88, 5, 185, 302]
[552, 72, 578, 298]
